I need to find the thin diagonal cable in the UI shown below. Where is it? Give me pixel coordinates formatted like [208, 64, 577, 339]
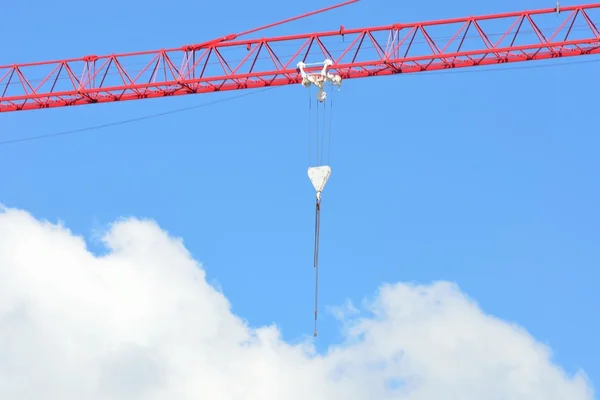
[0, 88, 274, 146]
[2, 56, 598, 147]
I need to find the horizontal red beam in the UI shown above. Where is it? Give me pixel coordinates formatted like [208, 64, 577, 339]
[1, 3, 600, 112]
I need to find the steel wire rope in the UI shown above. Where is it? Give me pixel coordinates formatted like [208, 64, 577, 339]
[328, 96, 333, 165]
[0, 88, 274, 146]
[313, 196, 320, 337]
[320, 99, 327, 166]
[328, 95, 333, 165]
[308, 86, 313, 166]
[315, 96, 319, 165]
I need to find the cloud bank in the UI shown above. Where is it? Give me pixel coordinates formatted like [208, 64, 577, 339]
[0, 205, 593, 399]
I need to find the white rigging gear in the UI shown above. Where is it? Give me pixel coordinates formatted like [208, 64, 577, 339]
[298, 59, 342, 337]
[297, 59, 342, 102]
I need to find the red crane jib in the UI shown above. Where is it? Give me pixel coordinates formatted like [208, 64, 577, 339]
[1, 3, 599, 112]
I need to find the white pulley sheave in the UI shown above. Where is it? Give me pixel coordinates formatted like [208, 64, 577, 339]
[297, 58, 342, 102]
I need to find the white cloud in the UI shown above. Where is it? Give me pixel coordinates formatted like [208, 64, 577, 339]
[0, 205, 594, 400]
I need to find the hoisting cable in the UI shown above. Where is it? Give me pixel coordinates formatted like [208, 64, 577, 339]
[320, 100, 326, 165]
[327, 98, 333, 165]
[299, 58, 340, 338]
[311, 98, 331, 337]
[313, 193, 321, 337]
[308, 87, 312, 166]
[313, 98, 333, 333]
[316, 97, 319, 165]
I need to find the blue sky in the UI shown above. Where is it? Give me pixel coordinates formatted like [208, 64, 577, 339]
[1, 0, 598, 389]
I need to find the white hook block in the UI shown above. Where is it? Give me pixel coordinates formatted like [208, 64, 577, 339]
[308, 165, 331, 195]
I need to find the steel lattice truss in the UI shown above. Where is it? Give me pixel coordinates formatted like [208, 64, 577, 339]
[1, 3, 600, 112]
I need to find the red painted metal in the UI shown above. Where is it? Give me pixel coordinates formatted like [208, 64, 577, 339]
[1, 3, 599, 112]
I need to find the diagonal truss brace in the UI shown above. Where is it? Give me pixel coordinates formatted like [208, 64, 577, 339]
[1, 3, 600, 112]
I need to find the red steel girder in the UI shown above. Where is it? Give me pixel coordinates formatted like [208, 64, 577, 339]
[1, 3, 600, 112]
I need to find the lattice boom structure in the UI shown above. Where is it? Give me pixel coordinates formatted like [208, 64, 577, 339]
[1, 3, 600, 112]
